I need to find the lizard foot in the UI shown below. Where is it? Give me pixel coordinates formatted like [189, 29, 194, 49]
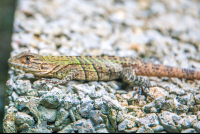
[132, 85, 155, 103]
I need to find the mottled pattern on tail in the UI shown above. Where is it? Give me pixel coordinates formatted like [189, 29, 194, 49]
[133, 62, 200, 80]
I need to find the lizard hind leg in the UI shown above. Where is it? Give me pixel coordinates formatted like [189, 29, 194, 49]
[121, 68, 155, 101]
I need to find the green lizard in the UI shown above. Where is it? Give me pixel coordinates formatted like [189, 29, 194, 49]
[8, 51, 200, 100]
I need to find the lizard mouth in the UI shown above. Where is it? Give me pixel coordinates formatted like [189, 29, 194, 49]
[8, 58, 27, 70]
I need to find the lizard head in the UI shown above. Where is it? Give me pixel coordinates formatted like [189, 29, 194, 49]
[8, 51, 44, 73]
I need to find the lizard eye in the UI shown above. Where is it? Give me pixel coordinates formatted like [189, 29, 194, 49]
[26, 56, 30, 61]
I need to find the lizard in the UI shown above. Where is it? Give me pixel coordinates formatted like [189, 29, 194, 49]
[8, 51, 200, 100]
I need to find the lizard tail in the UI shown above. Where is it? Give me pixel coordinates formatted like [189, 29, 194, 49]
[135, 62, 200, 80]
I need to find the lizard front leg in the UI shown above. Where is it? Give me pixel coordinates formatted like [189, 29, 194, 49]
[41, 69, 79, 85]
[121, 68, 155, 102]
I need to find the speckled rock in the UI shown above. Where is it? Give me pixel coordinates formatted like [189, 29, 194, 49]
[193, 121, 200, 133]
[63, 94, 80, 110]
[101, 113, 115, 133]
[95, 127, 109, 133]
[160, 99, 174, 112]
[137, 113, 159, 127]
[194, 94, 200, 104]
[94, 98, 103, 109]
[3, 106, 18, 133]
[55, 107, 69, 127]
[158, 111, 183, 133]
[169, 85, 185, 95]
[102, 95, 122, 110]
[136, 125, 154, 133]
[174, 98, 189, 115]
[89, 110, 103, 126]
[6, 79, 15, 96]
[108, 108, 118, 129]
[182, 115, 197, 129]
[57, 123, 73, 133]
[177, 93, 195, 106]
[69, 106, 82, 121]
[144, 96, 165, 113]
[73, 119, 94, 133]
[38, 105, 57, 123]
[72, 84, 96, 98]
[181, 128, 196, 133]
[15, 112, 35, 127]
[14, 80, 32, 95]
[78, 101, 94, 118]
[118, 119, 136, 132]
[151, 125, 164, 132]
[40, 92, 62, 109]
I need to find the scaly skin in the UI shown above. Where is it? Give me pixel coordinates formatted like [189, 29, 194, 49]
[8, 51, 200, 100]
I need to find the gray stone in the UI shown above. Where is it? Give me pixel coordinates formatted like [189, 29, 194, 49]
[181, 128, 196, 133]
[11, 91, 19, 102]
[182, 115, 197, 129]
[118, 119, 129, 131]
[177, 93, 195, 106]
[137, 113, 159, 127]
[57, 123, 73, 133]
[174, 98, 189, 114]
[150, 2, 166, 15]
[95, 128, 109, 133]
[95, 85, 109, 98]
[6, 79, 14, 95]
[81, 95, 92, 103]
[144, 97, 165, 113]
[118, 119, 136, 131]
[102, 95, 122, 110]
[151, 125, 164, 132]
[107, 81, 121, 90]
[78, 101, 94, 118]
[116, 110, 125, 123]
[169, 85, 185, 95]
[94, 124, 108, 133]
[14, 80, 32, 95]
[72, 84, 96, 98]
[3, 106, 18, 133]
[193, 121, 200, 132]
[55, 107, 69, 127]
[32, 80, 50, 91]
[89, 110, 103, 125]
[63, 94, 80, 110]
[101, 114, 115, 133]
[166, 94, 177, 100]
[108, 109, 117, 129]
[74, 119, 94, 133]
[158, 111, 183, 133]
[40, 92, 62, 109]
[101, 82, 116, 94]
[38, 105, 57, 123]
[15, 112, 35, 126]
[194, 94, 200, 104]
[70, 107, 82, 121]
[160, 99, 174, 112]
[136, 125, 154, 133]
[94, 98, 103, 109]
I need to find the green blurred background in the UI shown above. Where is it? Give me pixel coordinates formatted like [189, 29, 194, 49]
[0, 0, 16, 132]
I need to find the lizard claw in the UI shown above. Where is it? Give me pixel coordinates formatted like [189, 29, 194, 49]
[132, 85, 155, 103]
